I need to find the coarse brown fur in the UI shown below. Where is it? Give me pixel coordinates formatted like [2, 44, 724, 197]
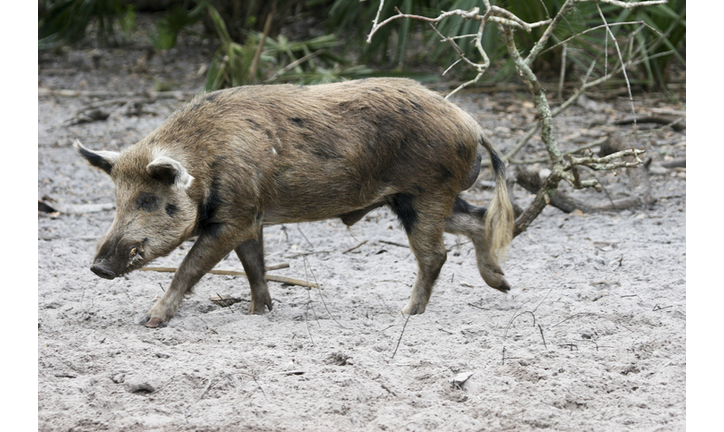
[76, 78, 514, 327]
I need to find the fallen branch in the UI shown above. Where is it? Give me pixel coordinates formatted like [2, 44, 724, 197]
[614, 115, 686, 131]
[62, 108, 110, 126]
[141, 264, 319, 288]
[209, 294, 243, 307]
[596, 133, 654, 209]
[660, 158, 685, 169]
[568, 148, 645, 172]
[516, 167, 595, 214]
[342, 240, 368, 254]
[391, 313, 412, 360]
[515, 134, 654, 214]
[379, 240, 409, 248]
[509, 137, 609, 165]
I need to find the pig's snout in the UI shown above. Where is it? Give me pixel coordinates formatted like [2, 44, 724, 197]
[90, 261, 117, 279]
[90, 240, 147, 280]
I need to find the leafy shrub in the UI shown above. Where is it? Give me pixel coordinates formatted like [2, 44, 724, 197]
[39, 0, 136, 46]
[150, 1, 207, 51]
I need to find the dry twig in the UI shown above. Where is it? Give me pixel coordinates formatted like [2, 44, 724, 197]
[342, 240, 368, 254]
[391, 313, 412, 360]
[140, 264, 319, 288]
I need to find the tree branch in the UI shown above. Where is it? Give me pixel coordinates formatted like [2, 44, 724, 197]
[365, 0, 661, 236]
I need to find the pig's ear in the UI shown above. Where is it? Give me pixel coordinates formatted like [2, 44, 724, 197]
[146, 155, 194, 190]
[74, 140, 119, 175]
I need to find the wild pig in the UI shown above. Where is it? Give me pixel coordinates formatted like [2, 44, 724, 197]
[76, 78, 514, 328]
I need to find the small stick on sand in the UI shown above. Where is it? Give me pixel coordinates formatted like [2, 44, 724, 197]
[342, 240, 368, 254]
[141, 263, 318, 288]
[391, 313, 413, 360]
[379, 240, 409, 248]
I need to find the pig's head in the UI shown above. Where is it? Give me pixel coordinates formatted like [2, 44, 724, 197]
[75, 140, 198, 279]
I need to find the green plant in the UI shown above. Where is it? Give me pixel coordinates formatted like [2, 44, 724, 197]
[38, 0, 135, 46]
[151, 0, 207, 51]
[150, 1, 208, 51]
[205, 4, 263, 90]
[537, 0, 686, 89]
[118, 4, 137, 34]
[205, 3, 382, 90]
[258, 33, 344, 72]
[206, 0, 307, 43]
[274, 64, 376, 84]
[613, 0, 685, 89]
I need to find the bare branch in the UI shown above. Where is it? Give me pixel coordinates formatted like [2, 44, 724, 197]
[369, 0, 386, 38]
[525, 0, 576, 66]
[510, 137, 609, 165]
[442, 58, 463, 76]
[446, 74, 483, 99]
[558, 43, 568, 100]
[500, 25, 564, 165]
[367, 7, 481, 44]
[486, 5, 551, 32]
[539, 21, 656, 57]
[428, 23, 488, 99]
[429, 23, 487, 73]
[568, 149, 645, 171]
[585, 0, 668, 7]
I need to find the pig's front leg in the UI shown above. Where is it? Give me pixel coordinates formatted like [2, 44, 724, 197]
[235, 226, 273, 314]
[145, 227, 244, 328]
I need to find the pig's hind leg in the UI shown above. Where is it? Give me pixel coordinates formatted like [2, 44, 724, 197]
[391, 193, 451, 315]
[444, 197, 510, 292]
[235, 226, 273, 314]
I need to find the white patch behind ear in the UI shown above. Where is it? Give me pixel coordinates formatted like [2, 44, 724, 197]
[146, 155, 194, 190]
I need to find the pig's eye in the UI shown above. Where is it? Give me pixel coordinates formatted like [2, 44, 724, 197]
[136, 193, 159, 211]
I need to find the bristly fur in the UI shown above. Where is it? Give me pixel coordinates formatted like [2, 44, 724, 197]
[76, 78, 516, 326]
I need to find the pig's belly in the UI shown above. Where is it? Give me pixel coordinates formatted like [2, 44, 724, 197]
[261, 185, 394, 226]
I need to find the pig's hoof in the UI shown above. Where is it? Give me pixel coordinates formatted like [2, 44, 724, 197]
[486, 273, 510, 293]
[145, 317, 164, 328]
[480, 266, 511, 293]
[493, 277, 511, 293]
[401, 302, 426, 316]
[248, 305, 266, 314]
[249, 293, 273, 314]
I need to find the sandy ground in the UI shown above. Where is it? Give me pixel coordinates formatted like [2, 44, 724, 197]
[37, 39, 686, 431]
